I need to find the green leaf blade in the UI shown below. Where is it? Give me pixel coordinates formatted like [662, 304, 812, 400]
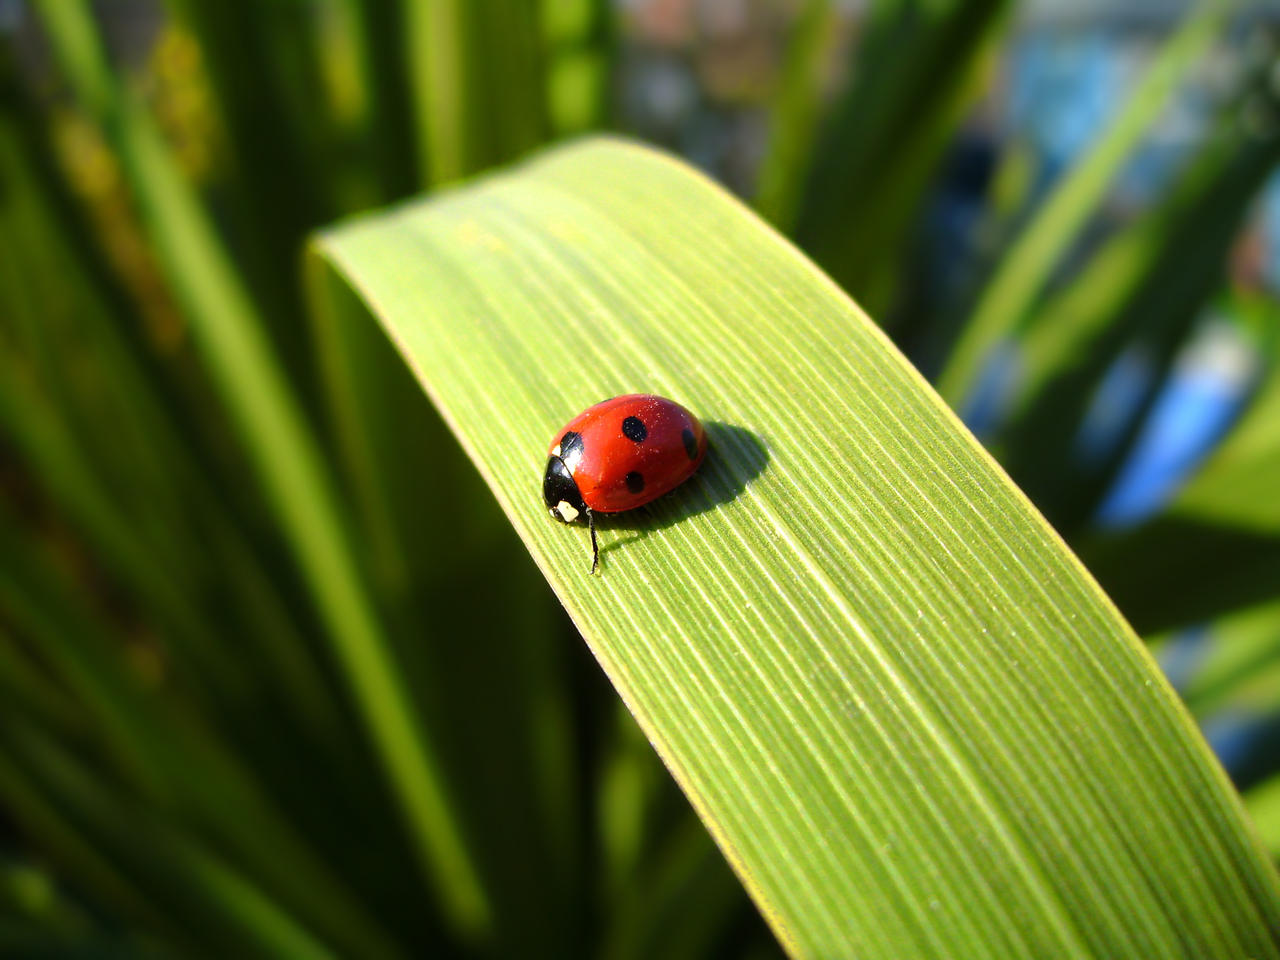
[316, 138, 1280, 959]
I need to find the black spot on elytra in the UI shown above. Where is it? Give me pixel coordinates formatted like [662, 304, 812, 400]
[622, 416, 647, 442]
[625, 471, 645, 494]
[682, 427, 698, 460]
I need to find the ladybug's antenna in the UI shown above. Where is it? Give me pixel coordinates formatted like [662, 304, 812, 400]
[586, 506, 599, 575]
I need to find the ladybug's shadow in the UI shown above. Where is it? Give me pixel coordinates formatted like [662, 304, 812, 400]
[594, 421, 770, 554]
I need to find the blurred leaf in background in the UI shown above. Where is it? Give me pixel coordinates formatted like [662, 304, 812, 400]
[3, 0, 1280, 957]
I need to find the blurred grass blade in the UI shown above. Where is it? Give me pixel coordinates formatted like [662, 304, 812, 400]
[601, 816, 759, 960]
[0, 749, 173, 943]
[329, 0, 420, 200]
[994, 49, 1280, 529]
[33, 0, 490, 936]
[753, 0, 839, 229]
[405, 0, 549, 186]
[0, 87, 339, 730]
[1165, 596, 1280, 720]
[542, 0, 615, 137]
[0, 634, 80, 740]
[0, 860, 103, 949]
[0, 510, 402, 960]
[0, 99, 225, 689]
[789, 0, 1011, 316]
[1080, 312, 1280, 632]
[308, 264, 583, 953]
[937, 0, 1231, 404]
[1153, 327, 1280, 534]
[314, 137, 1280, 959]
[160, 0, 335, 366]
[1247, 774, 1280, 854]
[0, 722, 338, 959]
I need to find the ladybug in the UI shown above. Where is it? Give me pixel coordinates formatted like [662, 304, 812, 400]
[543, 394, 708, 574]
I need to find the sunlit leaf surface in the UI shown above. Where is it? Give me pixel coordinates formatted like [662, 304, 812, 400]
[315, 138, 1280, 959]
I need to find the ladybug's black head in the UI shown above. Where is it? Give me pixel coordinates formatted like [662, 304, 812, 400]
[543, 456, 586, 525]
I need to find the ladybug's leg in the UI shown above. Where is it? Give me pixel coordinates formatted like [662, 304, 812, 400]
[586, 506, 599, 575]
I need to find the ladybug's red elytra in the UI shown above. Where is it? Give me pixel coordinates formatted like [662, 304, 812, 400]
[543, 394, 708, 574]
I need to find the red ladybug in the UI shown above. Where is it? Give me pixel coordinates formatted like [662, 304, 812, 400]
[543, 394, 708, 573]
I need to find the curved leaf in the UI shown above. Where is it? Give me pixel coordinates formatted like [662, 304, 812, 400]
[313, 137, 1280, 959]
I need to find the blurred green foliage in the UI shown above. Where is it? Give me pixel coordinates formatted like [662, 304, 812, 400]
[1, 0, 1279, 956]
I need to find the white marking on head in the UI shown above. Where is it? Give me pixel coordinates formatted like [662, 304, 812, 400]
[551, 443, 561, 457]
[556, 500, 580, 523]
